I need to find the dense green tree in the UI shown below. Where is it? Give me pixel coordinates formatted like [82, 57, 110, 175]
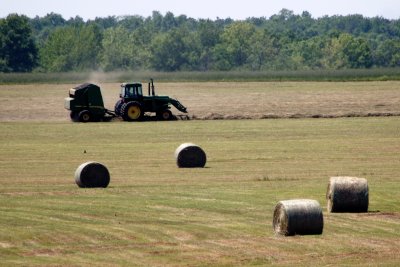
[2, 10, 400, 72]
[290, 36, 327, 69]
[101, 26, 150, 70]
[92, 16, 118, 30]
[323, 34, 372, 69]
[374, 39, 400, 67]
[149, 27, 198, 71]
[218, 22, 255, 68]
[67, 16, 85, 27]
[40, 24, 102, 71]
[118, 15, 144, 31]
[162, 12, 178, 32]
[247, 30, 278, 70]
[197, 20, 221, 70]
[39, 27, 75, 71]
[148, 11, 163, 33]
[31, 13, 66, 32]
[0, 14, 38, 72]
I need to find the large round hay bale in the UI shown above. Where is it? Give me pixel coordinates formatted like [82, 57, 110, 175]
[273, 199, 324, 236]
[175, 143, 206, 168]
[326, 176, 368, 213]
[75, 162, 110, 188]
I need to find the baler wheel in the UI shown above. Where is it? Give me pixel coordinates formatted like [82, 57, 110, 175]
[70, 111, 79, 122]
[78, 110, 92, 123]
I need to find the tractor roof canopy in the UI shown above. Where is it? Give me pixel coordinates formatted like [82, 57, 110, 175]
[121, 82, 142, 86]
[121, 82, 143, 98]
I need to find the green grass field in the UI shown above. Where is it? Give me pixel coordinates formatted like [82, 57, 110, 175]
[1, 118, 399, 266]
[1, 68, 400, 84]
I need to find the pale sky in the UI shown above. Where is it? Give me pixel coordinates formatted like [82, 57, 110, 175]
[1, 0, 399, 20]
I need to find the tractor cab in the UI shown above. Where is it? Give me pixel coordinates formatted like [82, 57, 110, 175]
[120, 83, 143, 100]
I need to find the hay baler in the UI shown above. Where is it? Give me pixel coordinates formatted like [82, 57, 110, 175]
[64, 83, 115, 122]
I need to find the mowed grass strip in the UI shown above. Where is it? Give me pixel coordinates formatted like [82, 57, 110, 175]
[0, 118, 399, 266]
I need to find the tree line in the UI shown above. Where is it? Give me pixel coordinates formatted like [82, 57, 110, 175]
[1, 9, 400, 73]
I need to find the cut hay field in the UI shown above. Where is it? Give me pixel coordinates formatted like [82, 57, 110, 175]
[0, 81, 400, 266]
[0, 81, 400, 121]
[1, 118, 400, 266]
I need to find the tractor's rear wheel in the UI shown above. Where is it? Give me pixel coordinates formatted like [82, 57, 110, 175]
[157, 110, 173, 121]
[78, 110, 92, 123]
[121, 101, 143, 121]
[114, 99, 123, 116]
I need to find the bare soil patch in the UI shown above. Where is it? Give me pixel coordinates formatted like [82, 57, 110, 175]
[1, 81, 399, 122]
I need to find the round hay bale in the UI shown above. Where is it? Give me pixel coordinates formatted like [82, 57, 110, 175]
[75, 162, 110, 188]
[175, 143, 206, 168]
[326, 176, 369, 213]
[273, 199, 324, 236]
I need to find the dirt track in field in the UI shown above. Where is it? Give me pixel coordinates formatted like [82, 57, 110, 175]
[0, 81, 399, 122]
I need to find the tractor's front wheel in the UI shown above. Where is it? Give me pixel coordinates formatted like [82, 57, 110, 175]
[114, 99, 123, 116]
[78, 110, 92, 123]
[121, 101, 143, 121]
[157, 110, 173, 121]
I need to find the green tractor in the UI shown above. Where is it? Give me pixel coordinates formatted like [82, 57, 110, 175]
[115, 79, 187, 121]
[65, 79, 187, 122]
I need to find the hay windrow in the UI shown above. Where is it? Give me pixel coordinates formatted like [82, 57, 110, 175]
[273, 199, 324, 236]
[327, 176, 369, 213]
[75, 162, 110, 188]
[175, 143, 207, 168]
[189, 112, 400, 121]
